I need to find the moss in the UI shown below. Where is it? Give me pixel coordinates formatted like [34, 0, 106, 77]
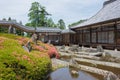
[0, 33, 51, 80]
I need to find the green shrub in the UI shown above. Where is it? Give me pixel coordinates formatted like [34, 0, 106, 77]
[0, 33, 51, 80]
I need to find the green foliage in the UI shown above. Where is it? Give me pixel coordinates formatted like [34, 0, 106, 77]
[0, 33, 21, 39]
[8, 17, 12, 21]
[26, 1, 66, 29]
[68, 19, 87, 27]
[57, 19, 66, 29]
[46, 18, 57, 27]
[0, 33, 51, 80]
[25, 23, 32, 26]
[0, 27, 8, 33]
[28, 2, 50, 27]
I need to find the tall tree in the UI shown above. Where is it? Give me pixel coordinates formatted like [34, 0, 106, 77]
[46, 18, 55, 27]
[57, 19, 66, 29]
[28, 2, 50, 27]
[28, 2, 41, 27]
[39, 6, 50, 26]
[8, 17, 12, 21]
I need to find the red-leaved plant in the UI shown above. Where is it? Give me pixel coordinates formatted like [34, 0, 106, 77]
[33, 45, 45, 51]
[47, 45, 60, 59]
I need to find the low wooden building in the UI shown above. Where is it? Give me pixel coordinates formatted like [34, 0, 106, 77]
[36, 27, 61, 44]
[71, 0, 120, 50]
[61, 29, 76, 45]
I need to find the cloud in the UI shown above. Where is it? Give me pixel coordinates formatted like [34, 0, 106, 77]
[0, 0, 105, 26]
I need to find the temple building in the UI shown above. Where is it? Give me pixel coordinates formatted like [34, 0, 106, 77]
[71, 0, 120, 50]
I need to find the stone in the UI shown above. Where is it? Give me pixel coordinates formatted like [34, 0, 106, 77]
[47, 40, 51, 44]
[114, 49, 118, 52]
[97, 45, 104, 52]
[31, 33, 37, 45]
[8, 26, 14, 33]
[77, 47, 82, 52]
[104, 72, 119, 80]
[69, 58, 78, 65]
[69, 45, 79, 52]
[102, 52, 111, 57]
[23, 41, 32, 52]
[23, 46, 30, 52]
[59, 45, 65, 52]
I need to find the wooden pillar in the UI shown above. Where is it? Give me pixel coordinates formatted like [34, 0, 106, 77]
[62, 34, 64, 45]
[48, 33, 49, 42]
[90, 28, 92, 44]
[96, 29, 98, 44]
[59, 33, 61, 45]
[69, 33, 71, 44]
[114, 21, 117, 49]
[82, 30, 84, 44]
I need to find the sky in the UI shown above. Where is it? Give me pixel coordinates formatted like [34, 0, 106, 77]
[0, 0, 105, 26]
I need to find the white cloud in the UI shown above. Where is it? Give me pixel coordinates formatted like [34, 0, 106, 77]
[0, 0, 105, 26]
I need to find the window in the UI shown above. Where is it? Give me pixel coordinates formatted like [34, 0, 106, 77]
[92, 32, 96, 43]
[108, 31, 114, 43]
[102, 32, 108, 43]
[98, 32, 107, 43]
[117, 30, 120, 44]
[117, 24, 120, 29]
[85, 33, 90, 43]
[79, 34, 82, 43]
[98, 31, 114, 44]
[98, 32, 102, 43]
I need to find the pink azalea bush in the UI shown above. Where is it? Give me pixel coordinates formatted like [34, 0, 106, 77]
[46, 45, 60, 59]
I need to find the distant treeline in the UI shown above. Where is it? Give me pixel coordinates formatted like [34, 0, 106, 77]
[68, 19, 87, 27]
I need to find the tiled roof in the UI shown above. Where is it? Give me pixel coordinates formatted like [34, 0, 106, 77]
[61, 29, 76, 34]
[36, 27, 61, 33]
[71, 0, 120, 29]
[0, 20, 35, 32]
[0, 21, 61, 33]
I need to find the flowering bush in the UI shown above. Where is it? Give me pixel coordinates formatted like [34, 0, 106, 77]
[17, 38, 29, 46]
[33, 45, 45, 51]
[34, 41, 60, 59]
[47, 45, 60, 59]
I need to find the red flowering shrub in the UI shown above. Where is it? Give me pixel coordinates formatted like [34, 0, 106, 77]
[17, 38, 29, 46]
[45, 44, 52, 49]
[18, 37, 60, 59]
[33, 45, 45, 51]
[47, 45, 60, 59]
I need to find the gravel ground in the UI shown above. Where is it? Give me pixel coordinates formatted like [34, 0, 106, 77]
[51, 58, 69, 70]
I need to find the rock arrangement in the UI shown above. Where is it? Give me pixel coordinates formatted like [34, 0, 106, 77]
[57, 45, 120, 80]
